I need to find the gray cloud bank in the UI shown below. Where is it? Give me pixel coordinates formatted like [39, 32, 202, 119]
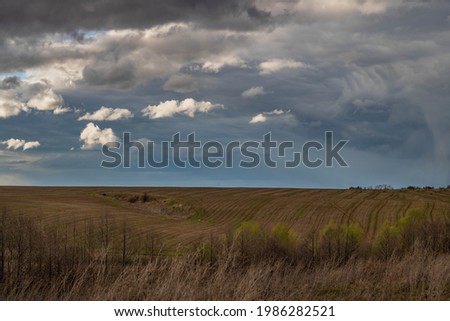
[0, 0, 272, 37]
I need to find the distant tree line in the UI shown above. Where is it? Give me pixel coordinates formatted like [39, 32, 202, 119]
[349, 184, 450, 190]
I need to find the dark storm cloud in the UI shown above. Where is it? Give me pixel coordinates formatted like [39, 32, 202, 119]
[335, 99, 434, 157]
[82, 58, 138, 89]
[0, 76, 21, 90]
[163, 74, 198, 93]
[0, 35, 86, 73]
[0, 0, 273, 37]
[75, 25, 250, 88]
[385, 0, 450, 33]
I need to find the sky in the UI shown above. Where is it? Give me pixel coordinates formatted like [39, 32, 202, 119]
[0, 0, 449, 188]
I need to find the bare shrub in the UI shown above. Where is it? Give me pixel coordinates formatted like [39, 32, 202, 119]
[317, 221, 365, 263]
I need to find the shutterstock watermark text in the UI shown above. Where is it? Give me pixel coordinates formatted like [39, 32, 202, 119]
[101, 132, 349, 169]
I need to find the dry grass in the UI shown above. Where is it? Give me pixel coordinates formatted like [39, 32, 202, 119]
[1, 212, 449, 300]
[1, 245, 449, 300]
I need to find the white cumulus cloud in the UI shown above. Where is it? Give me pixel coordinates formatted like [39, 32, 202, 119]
[0, 78, 69, 117]
[200, 56, 247, 73]
[259, 59, 307, 75]
[142, 98, 223, 119]
[53, 106, 72, 115]
[78, 106, 134, 121]
[23, 141, 41, 150]
[2, 138, 40, 151]
[249, 109, 291, 124]
[26, 88, 64, 112]
[242, 86, 266, 98]
[0, 93, 26, 119]
[79, 122, 117, 149]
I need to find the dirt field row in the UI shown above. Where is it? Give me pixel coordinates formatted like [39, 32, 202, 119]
[1, 187, 448, 248]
